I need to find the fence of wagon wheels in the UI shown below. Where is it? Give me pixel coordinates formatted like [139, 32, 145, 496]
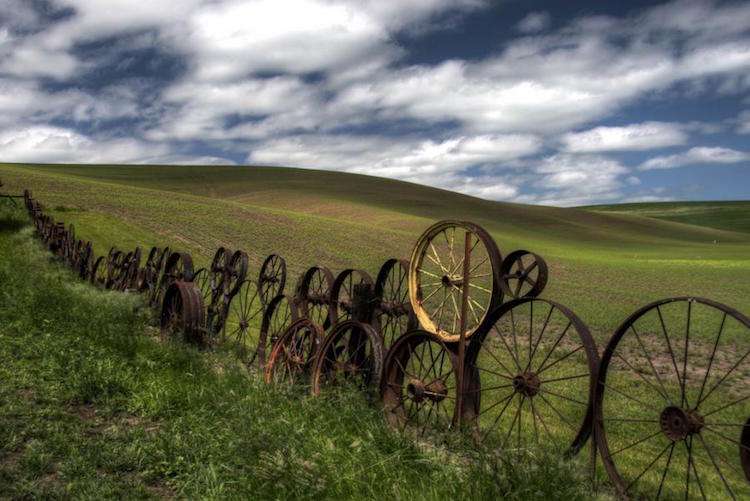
[19, 189, 750, 500]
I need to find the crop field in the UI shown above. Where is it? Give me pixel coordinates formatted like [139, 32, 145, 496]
[2, 162, 750, 499]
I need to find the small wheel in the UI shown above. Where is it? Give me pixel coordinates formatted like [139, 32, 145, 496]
[89, 256, 106, 288]
[500, 250, 548, 299]
[311, 320, 384, 396]
[264, 318, 324, 386]
[223, 279, 264, 362]
[595, 297, 750, 500]
[462, 298, 599, 456]
[160, 281, 206, 346]
[296, 266, 335, 330]
[330, 269, 373, 324]
[258, 254, 287, 306]
[163, 251, 194, 284]
[408, 220, 503, 343]
[210, 247, 232, 295]
[256, 294, 299, 367]
[381, 329, 459, 435]
[225, 250, 248, 299]
[373, 258, 417, 350]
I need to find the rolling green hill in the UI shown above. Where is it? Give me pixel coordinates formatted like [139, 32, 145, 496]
[584, 200, 750, 234]
[2, 162, 749, 342]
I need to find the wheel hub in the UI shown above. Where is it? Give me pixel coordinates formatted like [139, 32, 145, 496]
[441, 275, 463, 288]
[659, 406, 704, 441]
[407, 378, 448, 403]
[512, 372, 540, 397]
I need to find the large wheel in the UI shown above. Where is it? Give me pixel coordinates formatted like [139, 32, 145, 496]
[209, 247, 232, 297]
[264, 318, 324, 386]
[258, 254, 287, 306]
[295, 266, 335, 330]
[462, 298, 599, 456]
[311, 320, 385, 396]
[330, 268, 373, 324]
[381, 330, 459, 435]
[595, 297, 750, 500]
[373, 258, 417, 350]
[223, 279, 264, 362]
[256, 294, 299, 367]
[500, 250, 548, 299]
[160, 281, 206, 346]
[408, 220, 503, 343]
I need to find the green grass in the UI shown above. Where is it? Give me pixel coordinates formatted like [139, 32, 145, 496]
[0, 205, 599, 499]
[584, 201, 750, 234]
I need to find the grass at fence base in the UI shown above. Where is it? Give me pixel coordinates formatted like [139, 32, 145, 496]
[0, 205, 603, 499]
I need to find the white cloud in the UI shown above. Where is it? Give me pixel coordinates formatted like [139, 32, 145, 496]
[562, 122, 687, 153]
[517, 12, 550, 34]
[639, 146, 750, 170]
[737, 110, 750, 134]
[0, 125, 170, 164]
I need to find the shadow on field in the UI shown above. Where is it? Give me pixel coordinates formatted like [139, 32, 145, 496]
[0, 215, 27, 233]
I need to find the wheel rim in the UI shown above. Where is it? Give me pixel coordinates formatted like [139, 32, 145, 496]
[259, 254, 287, 306]
[312, 320, 384, 396]
[595, 297, 750, 499]
[224, 250, 248, 299]
[296, 266, 334, 330]
[265, 318, 323, 386]
[463, 298, 598, 456]
[500, 250, 548, 299]
[408, 220, 503, 342]
[223, 279, 264, 362]
[381, 330, 459, 435]
[374, 258, 417, 351]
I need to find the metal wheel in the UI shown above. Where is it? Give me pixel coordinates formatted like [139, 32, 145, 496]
[256, 294, 299, 367]
[500, 250, 548, 299]
[65, 224, 76, 264]
[381, 329, 459, 435]
[106, 249, 124, 289]
[162, 251, 194, 284]
[223, 279, 264, 362]
[374, 258, 417, 350]
[225, 250, 248, 299]
[595, 297, 750, 500]
[192, 268, 212, 307]
[90, 256, 106, 288]
[462, 298, 599, 456]
[160, 281, 206, 346]
[264, 318, 324, 386]
[311, 320, 384, 396]
[210, 247, 232, 296]
[258, 254, 287, 306]
[147, 246, 170, 307]
[296, 266, 335, 330]
[78, 241, 93, 280]
[408, 220, 503, 343]
[330, 269, 373, 324]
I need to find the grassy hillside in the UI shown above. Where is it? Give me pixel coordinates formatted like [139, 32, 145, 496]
[585, 201, 750, 234]
[1, 162, 749, 344]
[0, 206, 597, 499]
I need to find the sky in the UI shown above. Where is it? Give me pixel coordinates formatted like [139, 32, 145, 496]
[1, 0, 750, 206]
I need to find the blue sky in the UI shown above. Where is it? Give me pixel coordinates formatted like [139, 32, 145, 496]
[1, 0, 749, 206]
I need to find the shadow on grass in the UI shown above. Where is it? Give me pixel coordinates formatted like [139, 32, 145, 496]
[0, 215, 27, 233]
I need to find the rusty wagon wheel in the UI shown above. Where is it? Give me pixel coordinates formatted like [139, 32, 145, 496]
[78, 241, 93, 280]
[106, 249, 124, 289]
[209, 247, 231, 294]
[461, 298, 599, 457]
[222, 279, 264, 363]
[160, 281, 206, 346]
[64, 224, 76, 265]
[330, 269, 373, 324]
[255, 294, 299, 367]
[595, 297, 750, 500]
[374, 258, 417, 350]
[381, 329, 459, 435]
[162, 251, 194, 284]
[500, 250, 548, 299]
[408, 220, 503, 343]
[225, 250, 248, 299]
[147, 246, 170, 307]
[192, 268, 211, 306]
[264, 318, 324, 386]
[258, 254, 287, 306]
[296, 266, 335, 330]
[89, 256, 106, 288]
[311, 320, 384, 397]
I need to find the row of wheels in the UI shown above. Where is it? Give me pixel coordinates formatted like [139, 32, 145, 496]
[23, 191, 749, 500]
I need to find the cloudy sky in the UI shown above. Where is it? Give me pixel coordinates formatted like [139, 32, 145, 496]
[1, 0, 750, 206]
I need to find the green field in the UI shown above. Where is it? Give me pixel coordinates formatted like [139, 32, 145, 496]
[2, 162, 750, 499]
